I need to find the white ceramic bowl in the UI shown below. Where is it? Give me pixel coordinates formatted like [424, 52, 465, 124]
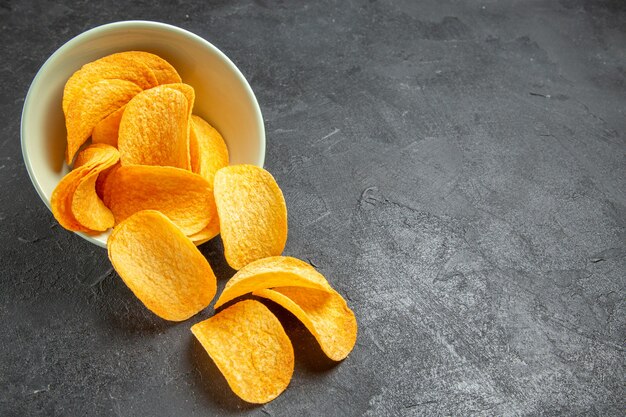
[21, 21, 265, 248]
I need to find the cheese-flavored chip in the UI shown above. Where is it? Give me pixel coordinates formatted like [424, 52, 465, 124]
[102, 165, 216, 235]
[62, 55, 157, 115]
[108, 210, 217, 321]
[118, 84, 193, 169]
[191, 300, 293, 403]
[214, 256, 331, 309]
[65, 79, 141, 164]
[254, 287, 357, 361]
[190, 115, 229, 185]
[214, 165, 287, 270]
[92, 105, 125, 147]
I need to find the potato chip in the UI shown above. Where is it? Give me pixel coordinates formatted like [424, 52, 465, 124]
[73, 143, 119, 169]
[92, 105, 125, 147]
[118, 84, 193, 169]
[164, 83, 195, 157]
[214, 256, 331, 309]
[101, 51, 181, 85]
[188, 214, 220, 245]
[162, 83, 195, 113]
[71, 171, 115, 231]
[96, 162, 119, 202]
[71, 144, 119, 232]
[102, 165, 216, 235]
[191, 300, 293, 403]
[190, 115, 229, 185]
[65, 79, 142, 164]
[51, 166, 95, 232]
[214, 165, 287, 270]
[108, 210, 217, 321]
[52, 144, 119, 232]
[63, 55, 157, 115]
[253, 287, 357, 361]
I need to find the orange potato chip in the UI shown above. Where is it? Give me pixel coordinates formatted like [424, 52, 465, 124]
[164, 83, 195, 159]
[213, 165, 288, 270]
[96, 162, 120, 203]
[102, 165, 216, 235]
[191, 300, 294, 403]
[52, 144, 119, 232]
[65, 79, 142, 164]
[118, 84, 193, 169]
[96, 162, 119, 202]
[63, 55, 157, 115]
[162, 83, 195, 113]
[188, 214, 220, 245]
[253, 287, 357, 361]
[71, 171, 115, 231]
[108, 210, 217, 321]
[73, 143, 119, 169]
[190, 115, 229, 185]
[101, 51, 181, 85]
[51, 166, 95, 232]
[92, 105, 125, 147]
[214, 256, 331, 309]
[72, 144, 119, 231]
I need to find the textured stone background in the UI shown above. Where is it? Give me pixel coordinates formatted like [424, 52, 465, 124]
[1, 1, 624, 416]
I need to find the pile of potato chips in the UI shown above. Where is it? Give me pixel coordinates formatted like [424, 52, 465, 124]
[51, 51, 357, 403]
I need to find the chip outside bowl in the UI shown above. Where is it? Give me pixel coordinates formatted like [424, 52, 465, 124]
[21, 21, 265, 248]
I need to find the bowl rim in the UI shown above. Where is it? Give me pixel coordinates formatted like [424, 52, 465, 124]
[21, 20, 266, 249]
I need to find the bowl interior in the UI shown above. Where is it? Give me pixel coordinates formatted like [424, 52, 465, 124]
[21, 21, 265, 248]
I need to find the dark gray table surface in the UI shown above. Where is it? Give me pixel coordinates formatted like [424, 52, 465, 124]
[1, 1, 624, 416]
